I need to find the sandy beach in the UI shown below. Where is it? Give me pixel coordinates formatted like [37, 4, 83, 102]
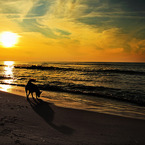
[1, 90, 145, 145]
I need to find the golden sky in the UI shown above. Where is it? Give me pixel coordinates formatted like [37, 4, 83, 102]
[0, 0, 145, 62]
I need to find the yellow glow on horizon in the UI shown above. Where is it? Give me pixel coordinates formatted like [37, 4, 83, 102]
[0, 32, 20, 47]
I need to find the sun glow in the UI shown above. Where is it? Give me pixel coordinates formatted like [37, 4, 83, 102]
[0, 32, 20, 47]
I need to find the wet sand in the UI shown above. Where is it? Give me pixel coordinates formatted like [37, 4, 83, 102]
[1, 90, 145, 145]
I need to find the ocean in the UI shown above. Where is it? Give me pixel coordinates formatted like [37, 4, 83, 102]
[0, 61, 145, 119]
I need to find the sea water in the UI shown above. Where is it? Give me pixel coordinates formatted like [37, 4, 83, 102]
[0, 61, 145, 119]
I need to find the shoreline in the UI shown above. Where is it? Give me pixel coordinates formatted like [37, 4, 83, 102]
[1, 90, 145, 144]
[1, 84, 145, 121]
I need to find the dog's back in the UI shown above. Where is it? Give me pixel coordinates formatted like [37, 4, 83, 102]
[26, 82, 39, 93]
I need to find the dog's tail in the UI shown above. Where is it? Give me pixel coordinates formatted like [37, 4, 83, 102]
[28, 79, 36, 83]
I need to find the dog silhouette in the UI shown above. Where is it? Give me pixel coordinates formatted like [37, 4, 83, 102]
[25, 79, 42, 99]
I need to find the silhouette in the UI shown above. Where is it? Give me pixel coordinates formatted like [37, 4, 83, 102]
[27, 97, 74, 135]
[25, 79, 42, 99]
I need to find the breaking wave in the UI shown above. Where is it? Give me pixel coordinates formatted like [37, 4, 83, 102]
[14, 65, 145, 76]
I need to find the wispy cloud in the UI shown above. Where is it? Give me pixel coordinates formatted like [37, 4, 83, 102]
[0, 0, 38, 21]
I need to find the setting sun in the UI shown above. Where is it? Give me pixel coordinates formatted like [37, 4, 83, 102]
[0, 32, 19, 48]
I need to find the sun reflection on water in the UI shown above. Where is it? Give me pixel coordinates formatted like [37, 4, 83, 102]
[0, 84, 12, 92]
[4, 65, 13, 76]
[2, 61, 15, 90]
[4, 61, 14, 66]
[0, 61, 14, 92]
[4, 61, 14, 77]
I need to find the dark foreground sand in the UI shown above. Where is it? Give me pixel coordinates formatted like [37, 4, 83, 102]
[1, 91, 145, 145]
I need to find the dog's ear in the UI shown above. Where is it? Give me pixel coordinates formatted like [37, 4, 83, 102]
[40, 91, 42, 94]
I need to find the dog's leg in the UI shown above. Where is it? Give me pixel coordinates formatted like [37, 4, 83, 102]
[36, 92, 38, 100]
[31, 92, 34, 98]
[25, 89, 28, 96]
[27, 91, 30, 99]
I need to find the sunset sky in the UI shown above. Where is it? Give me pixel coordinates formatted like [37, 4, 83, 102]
[0, 0, 145, 62]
